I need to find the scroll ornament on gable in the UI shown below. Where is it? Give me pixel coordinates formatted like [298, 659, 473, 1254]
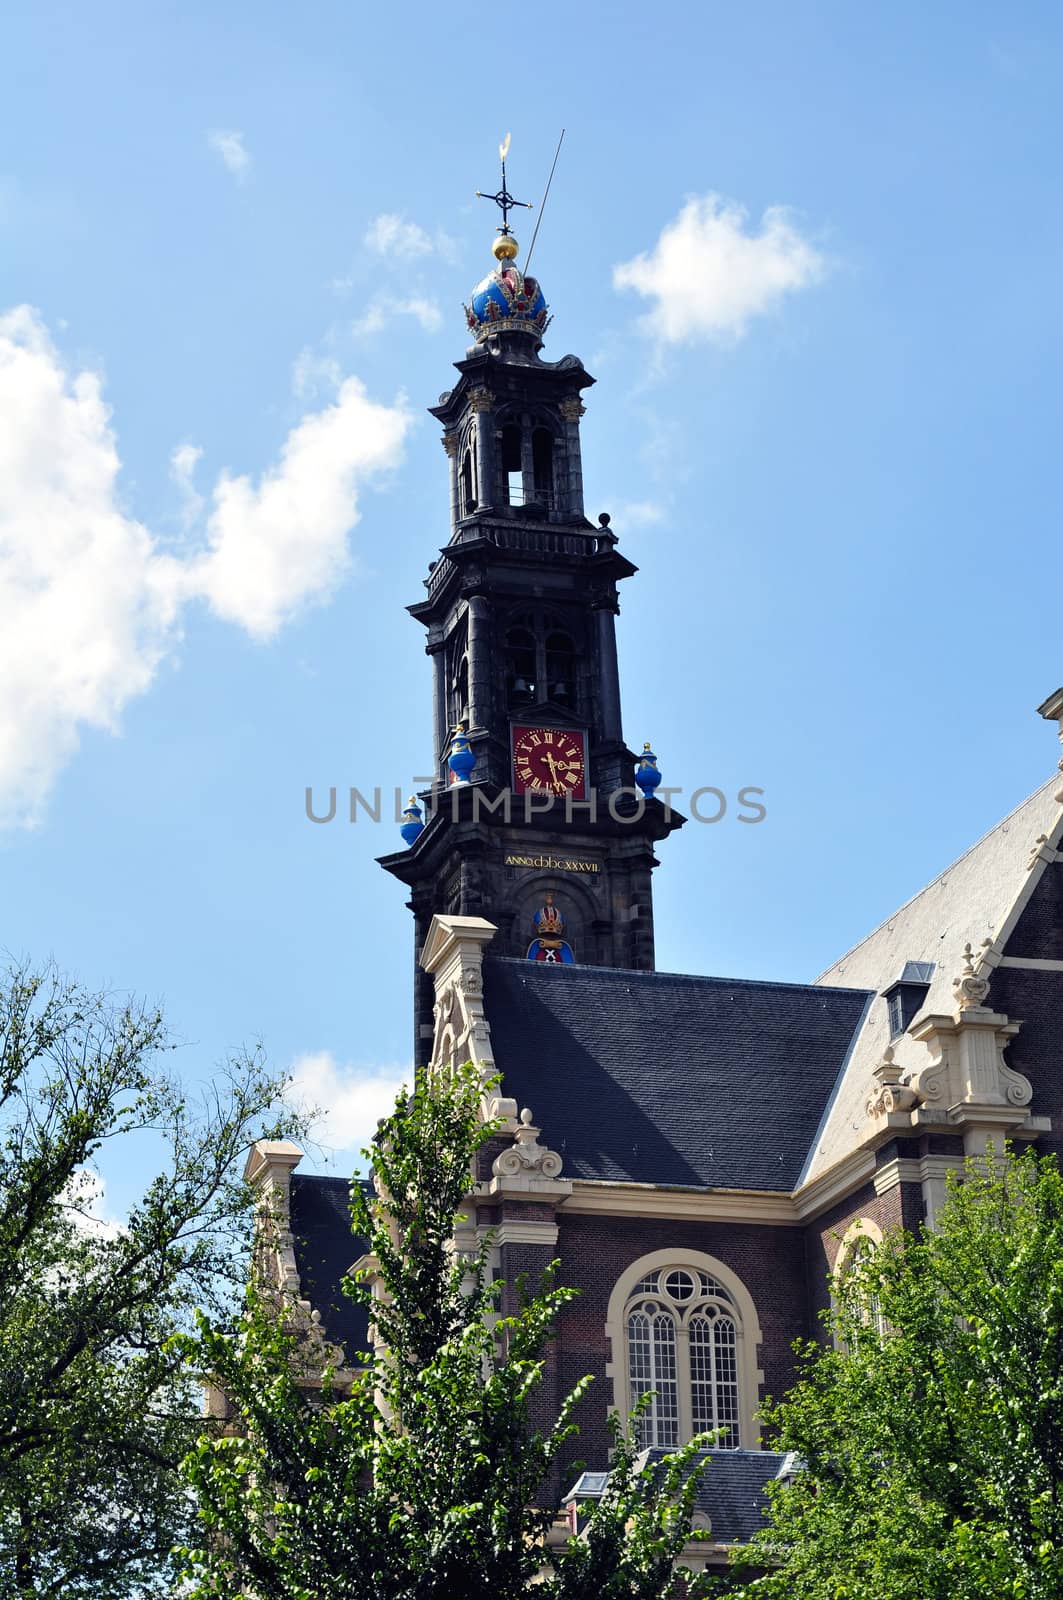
[867, 942, 1034, 1133]
[492, 1107, 565, 1180]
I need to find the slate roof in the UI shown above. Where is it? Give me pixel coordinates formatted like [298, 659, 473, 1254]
[289, 1174, 370, 1363]
[810, 774, 1063, 1183]
[682, 1449, 792, 1545]
[568, 1449, 792, 1545]
[483, 959, 872, 1191]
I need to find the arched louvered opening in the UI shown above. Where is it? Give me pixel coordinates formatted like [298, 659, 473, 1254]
[505, 617, 537, 706]
[447, 620, 469, 729]
[544, 629, 575, 709]
[500, 424, 522, 505]
[531, 427, 554, 507]
[460, 449, 476, 516]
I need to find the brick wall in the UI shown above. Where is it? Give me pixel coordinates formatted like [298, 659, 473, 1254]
[551, 1210, 809, 1470]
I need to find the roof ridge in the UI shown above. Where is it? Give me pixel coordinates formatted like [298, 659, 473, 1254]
[291, 1173, 370, 1190]
[487, 954, 873, 998]
[814, 772, 1062, 983]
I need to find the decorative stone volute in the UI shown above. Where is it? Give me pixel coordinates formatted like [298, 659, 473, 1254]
[492, 1107, 565, 1181]
[420, 914, 518, 1125]
[866, 1046, 919, 1121]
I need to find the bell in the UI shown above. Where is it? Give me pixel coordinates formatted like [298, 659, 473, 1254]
[513, 677, 529, 694]
[551, 682, 568, 700]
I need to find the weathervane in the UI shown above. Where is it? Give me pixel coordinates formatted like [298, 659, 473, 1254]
[475, 133, 533, 239]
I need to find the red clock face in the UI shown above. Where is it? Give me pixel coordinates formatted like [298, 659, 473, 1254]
[511, 725, 588, 799]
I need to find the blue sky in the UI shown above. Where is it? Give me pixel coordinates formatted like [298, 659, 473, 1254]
[2, 2, 1061, 1211]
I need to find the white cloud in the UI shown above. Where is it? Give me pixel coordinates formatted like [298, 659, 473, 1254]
[208, 129, 251, 179]
[614, 194, 826, 344]
[186, 376, 410, 638]
[0, 305, 410, 826]
[364, 213, 459, 264]
[365, 213, 432, 256]
[288, 1050, 409, 1160]
[170, 441, 204, 527]
[291, 347, 342, 401]
[352, 294, 442, 338]
[609, 499, 666, 528]
[0, 307, 182, 827]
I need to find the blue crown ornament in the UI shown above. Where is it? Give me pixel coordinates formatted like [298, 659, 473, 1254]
[464, 259, 551, 345]
[448, 723, 476, 785]
[399, 795, 425, 846]
[635, 743, 662, 799]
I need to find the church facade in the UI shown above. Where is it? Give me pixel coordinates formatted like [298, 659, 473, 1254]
[248, 194, 1063, 1568]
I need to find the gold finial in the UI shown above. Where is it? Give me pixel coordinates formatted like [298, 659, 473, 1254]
[643, 742, 652, 752]
[492, 234, 519, 261]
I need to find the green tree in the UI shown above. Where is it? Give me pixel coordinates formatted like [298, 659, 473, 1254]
[0, 961, 297, 1598]
[181, 1062, 714, 1600]
[735, 1148, 1063, 1600]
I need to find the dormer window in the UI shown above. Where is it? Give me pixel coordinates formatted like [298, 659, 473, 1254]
[882, 960, 935, 1041]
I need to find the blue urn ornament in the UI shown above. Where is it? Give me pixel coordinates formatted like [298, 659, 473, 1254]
[399, 795, 424, 846]
[635, 742, 662, 798]
[448, 723, 476, 785]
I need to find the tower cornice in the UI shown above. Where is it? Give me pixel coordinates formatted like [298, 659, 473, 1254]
[430, 351, 595, 428]
[409, 532, 637, 628]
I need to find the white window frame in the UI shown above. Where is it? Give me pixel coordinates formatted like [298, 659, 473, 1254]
[605, 1248, 764, 1451]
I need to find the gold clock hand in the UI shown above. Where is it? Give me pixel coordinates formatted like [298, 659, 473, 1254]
[543, 751, 566, 794]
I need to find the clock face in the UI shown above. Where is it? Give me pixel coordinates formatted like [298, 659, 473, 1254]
[511, 725, 588, 799]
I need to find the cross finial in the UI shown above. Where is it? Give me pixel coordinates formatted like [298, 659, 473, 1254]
[475, 132, 533, 238]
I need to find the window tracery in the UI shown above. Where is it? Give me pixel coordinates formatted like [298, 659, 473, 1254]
[618, 1261, 750, 1449]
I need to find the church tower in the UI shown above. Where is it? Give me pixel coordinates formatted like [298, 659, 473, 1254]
[379, 150, 683, 1057]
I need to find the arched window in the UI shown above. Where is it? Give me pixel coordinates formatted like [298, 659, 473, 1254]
[544, 629, 575, 709]
[834, 1220, 887, 1342]
[505, 616, 537, 705]
[460, 449, 476, 516]
[453, 655, 469, 727]
[608, 1253, 761, 1450]
[532, 427, 554, 505]
[500, 424, 523, 505]
[447, 621, 469, 729]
